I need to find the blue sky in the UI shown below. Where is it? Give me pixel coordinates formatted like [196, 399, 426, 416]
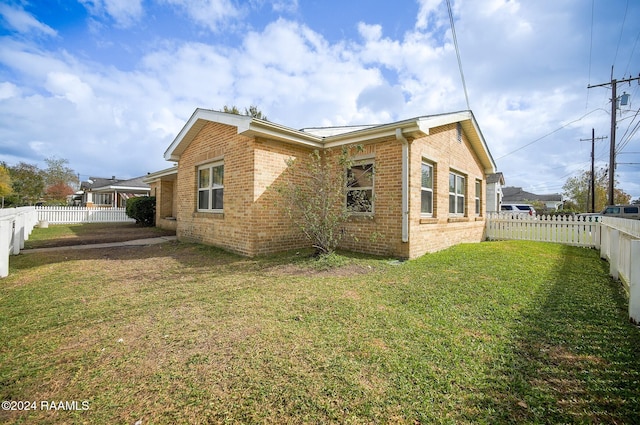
[1, 0, 639, 200]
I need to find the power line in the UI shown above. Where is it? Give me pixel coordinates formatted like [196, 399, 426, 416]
[588, 73, 640, 204]
[496, 109, 603, 160]
[446, 0, 469, 111]
[612, 0, 629, 69]
[586, 0, 595, 109]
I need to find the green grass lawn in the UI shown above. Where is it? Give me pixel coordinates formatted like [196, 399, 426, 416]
[1, 236, 639, 424]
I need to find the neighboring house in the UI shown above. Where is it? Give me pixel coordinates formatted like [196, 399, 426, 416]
[147, 108, 498, 259]
[79, 176, 151, 208]
[486, 172, 505, 213]
[502, 186, 563, 211]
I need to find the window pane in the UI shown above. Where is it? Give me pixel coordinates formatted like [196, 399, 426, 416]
[212, 188, 223, 209]
[475, 180, 481, 197]
[421, 190, 433, 214]
[456, 175, 464, 195]
[449, 194, 456, 213]
[449, 173, 455, 193]
[347, 189, 372, 212]
[199, 168, 210, 189]
[476, 198, 480, 215]
[212, 165, 224, 186]
[198, 190, 209, 210]
[457, 195, 464, 214]
[421, 163, 432, 188]
[348, 164, 373, 188]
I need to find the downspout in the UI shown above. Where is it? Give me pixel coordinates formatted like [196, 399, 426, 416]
[395, 129, 409, 243]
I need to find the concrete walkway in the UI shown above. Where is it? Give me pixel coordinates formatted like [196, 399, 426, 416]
[20, 236, 177, 254]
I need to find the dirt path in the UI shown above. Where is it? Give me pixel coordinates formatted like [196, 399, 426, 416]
[25, 223, 176, 249]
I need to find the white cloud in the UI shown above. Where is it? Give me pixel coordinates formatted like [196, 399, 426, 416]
[0, 0, 638, 199]
[271, 0, 298, 14]
[415, 0, 447, 31]
[79, 0, 144, 28]
[0, 3, 57, 37]
[0, 82, 21, 100]
[45, 72, 94, 105]
[160, 0, 242, 32]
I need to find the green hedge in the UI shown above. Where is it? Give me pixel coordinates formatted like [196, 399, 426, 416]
[126, 196, 156, 226]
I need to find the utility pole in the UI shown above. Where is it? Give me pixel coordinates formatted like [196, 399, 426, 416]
[588, 73, 640, 205]
[580, 129, 607, 212]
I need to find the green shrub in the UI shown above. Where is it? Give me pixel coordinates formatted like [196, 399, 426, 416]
[126, 196, 156, 226]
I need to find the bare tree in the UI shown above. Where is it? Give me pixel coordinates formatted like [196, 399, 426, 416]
[275, 146, 371, 255]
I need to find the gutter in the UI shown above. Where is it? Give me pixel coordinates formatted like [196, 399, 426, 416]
[395, 129, 409, 243]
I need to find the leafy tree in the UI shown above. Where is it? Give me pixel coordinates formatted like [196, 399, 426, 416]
[43, 157, 78, 203]
[222, 105, 268, 121]
[45, 182, 75, 204]
[6, 162, 45, 206]
[0, 164, 13, 207]
[562, 168, 630, 212]
[222, 105, 240, 114]
[275, 146, 370, 255]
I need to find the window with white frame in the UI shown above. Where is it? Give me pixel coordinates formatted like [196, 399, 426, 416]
[475, 180, 481, 215]
[421, 161, 434, 216]
[346, 161, 374, 213]
[449, 171, 465, 215]
[198, 162, 224, 211]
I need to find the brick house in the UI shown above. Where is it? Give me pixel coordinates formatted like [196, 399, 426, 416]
[145, 108, 497, 258]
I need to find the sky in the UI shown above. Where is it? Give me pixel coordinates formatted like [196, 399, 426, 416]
[0, 0, 639, 200]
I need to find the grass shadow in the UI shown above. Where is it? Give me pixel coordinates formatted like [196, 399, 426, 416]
[474, 244, 640, 423]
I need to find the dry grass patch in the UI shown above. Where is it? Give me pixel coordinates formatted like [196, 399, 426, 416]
[24, 222, 175, 249]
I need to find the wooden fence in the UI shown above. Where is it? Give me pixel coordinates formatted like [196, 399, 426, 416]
[36, 206, 135, 224]
[0, 207, 38, 277]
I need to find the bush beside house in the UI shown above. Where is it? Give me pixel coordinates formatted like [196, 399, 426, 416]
[126, 196, 156, 226]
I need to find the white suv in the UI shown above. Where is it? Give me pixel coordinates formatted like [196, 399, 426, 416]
[500, 204, 536, 216]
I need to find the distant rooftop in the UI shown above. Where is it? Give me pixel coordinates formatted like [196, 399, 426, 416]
[300, 125, 377, 137]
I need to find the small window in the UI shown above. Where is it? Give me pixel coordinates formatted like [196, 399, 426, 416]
[475, 180, 481, 215]
[624, 206, 638, 214]
[421, 161, 434, 216]
[346, 162, 374, 213]
[449, 172, 465, 215]
[198, 162, 224, 211]
[456, 122, 462, 143]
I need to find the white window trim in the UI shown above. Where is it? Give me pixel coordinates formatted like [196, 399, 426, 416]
[197, 161, 224, 213]
[475, 179, 482, 216]
[421, 160, 434, 217]
[449, 171, 466, 216]
[346, 160, 375, 215]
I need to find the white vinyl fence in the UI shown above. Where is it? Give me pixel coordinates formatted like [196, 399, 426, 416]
[485, 213, 601, 247]
[486, 213, 640, 324]
[599, 217, 640, 324]
[0, 207, 38, 277]
[36, 206, 135, 224]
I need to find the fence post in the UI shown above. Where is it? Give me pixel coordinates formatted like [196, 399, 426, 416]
[609, 229, 620, 280]
[629, 240, 640, 325]
[12, 213, 24, 255]
[0, 219, 11, 278]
